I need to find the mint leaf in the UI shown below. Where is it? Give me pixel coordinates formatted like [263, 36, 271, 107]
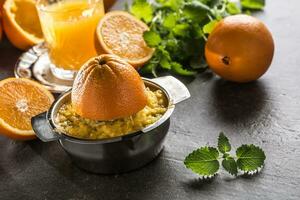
[203, 20, 218, 34]
[241, 0, 265, 10]
[222, 157, 238, 176]
[171, 62, 197, 76]
[160, 57, 171, 69]
[184, 147, 220, 176]
[226, 2, 241, 14]
[218, 132, 231, 153]
[173, 24, 190, 37]
[157, 0, 183, 10]
[183, 133, 266, 179]
[163, 13, 178, 29]
[143, 30, 161, 47]
[236, 144, 266, 172]
[182, 1, 210, 22]
[130, 0, 153, 23]
[157, 46, 171, 69]
[140, 62, 158, 77]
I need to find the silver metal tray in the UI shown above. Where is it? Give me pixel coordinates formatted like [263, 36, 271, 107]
[14, 43, 73, 93]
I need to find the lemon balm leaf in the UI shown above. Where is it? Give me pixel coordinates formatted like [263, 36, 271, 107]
[182, 1, 211, 22]
[158, 0, 183, 11]
[163, 13, 178, 29]
[143, 30, 161, 47]
[183, 132, 266, 178]
[226, 2, 241, 14]
[222, 157, 238, 176]
[218, 132, 231, 153]
[241, 0, 265, 10]
[171, 62, 197, 76]
[173, 24, 190, 37]
[236, 144, 266, 172]
[157, 47, 172, 69]
[130, 0, 153, 23]
[203, 20, 218, 34]
[184, 147, 220, 176]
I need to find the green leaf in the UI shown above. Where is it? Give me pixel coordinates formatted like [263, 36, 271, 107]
[203, 20, 218, 34]
[158, 46, 172, 70]
[222, 157, 238, 176]
[160, 57, 171, 69]
[173, 24, 190, 37]
[184, 147, 220, 176]
[130, 0, 153, 23]
[193, 25, 205, 39]
[236, 144, 266, 172]
[157, 0, 183, 11]
[200, 0, 220, 7]
[182, 1, 210, 22]
[143, 30, 161, 47]
[140, 62, 158, 77]
[240, 0, 265, 10]
[163, 13, 178, 29]
[171, 62, 197, 76]
[218, 132, 231, 153]
[226, 2, 241, 15]
[165, 38, 179, 50]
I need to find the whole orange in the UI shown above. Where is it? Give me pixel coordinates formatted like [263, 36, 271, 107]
[205, 14, 274, 83]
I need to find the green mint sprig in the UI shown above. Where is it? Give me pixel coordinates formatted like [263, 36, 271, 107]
[184, 132, 266, 178]
[129, 0, 265, 77]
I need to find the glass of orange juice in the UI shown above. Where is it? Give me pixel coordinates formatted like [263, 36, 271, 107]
[36, 0, 104, 80]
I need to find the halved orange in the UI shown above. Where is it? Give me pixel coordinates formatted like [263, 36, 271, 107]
[96, 11, 154, 69]
[2, 0, 43, 50]
[72, 54, 147, 121]
[0, 78, 54, 140]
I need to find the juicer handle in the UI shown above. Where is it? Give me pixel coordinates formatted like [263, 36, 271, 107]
[151, 76, 191, 104]
[31, 112, 61, 142]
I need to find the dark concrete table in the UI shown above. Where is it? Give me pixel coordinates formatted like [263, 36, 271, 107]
[0, 0, 299, 199]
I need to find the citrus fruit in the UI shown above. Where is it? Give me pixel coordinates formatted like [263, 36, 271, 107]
[205, 14, 274, 83]
[2, 0, 43, 50]
[0, 78, 54, 140]
[72, 54, 147, 121]
[96, 11, 154, 69]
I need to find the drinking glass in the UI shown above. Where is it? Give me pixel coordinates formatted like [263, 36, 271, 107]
[36, 0, 105, 80]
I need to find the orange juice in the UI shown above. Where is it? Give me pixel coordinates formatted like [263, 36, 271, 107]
[37, 0, 104, 70]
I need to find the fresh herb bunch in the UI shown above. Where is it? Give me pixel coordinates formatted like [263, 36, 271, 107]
[129, 0, 265, 76]
[184, 132, 266, 178]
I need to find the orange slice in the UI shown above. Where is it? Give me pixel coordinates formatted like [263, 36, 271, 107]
[2, 0, 43, 50]
[96, 11, 154, 69]
[0, 78, 54, 140]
